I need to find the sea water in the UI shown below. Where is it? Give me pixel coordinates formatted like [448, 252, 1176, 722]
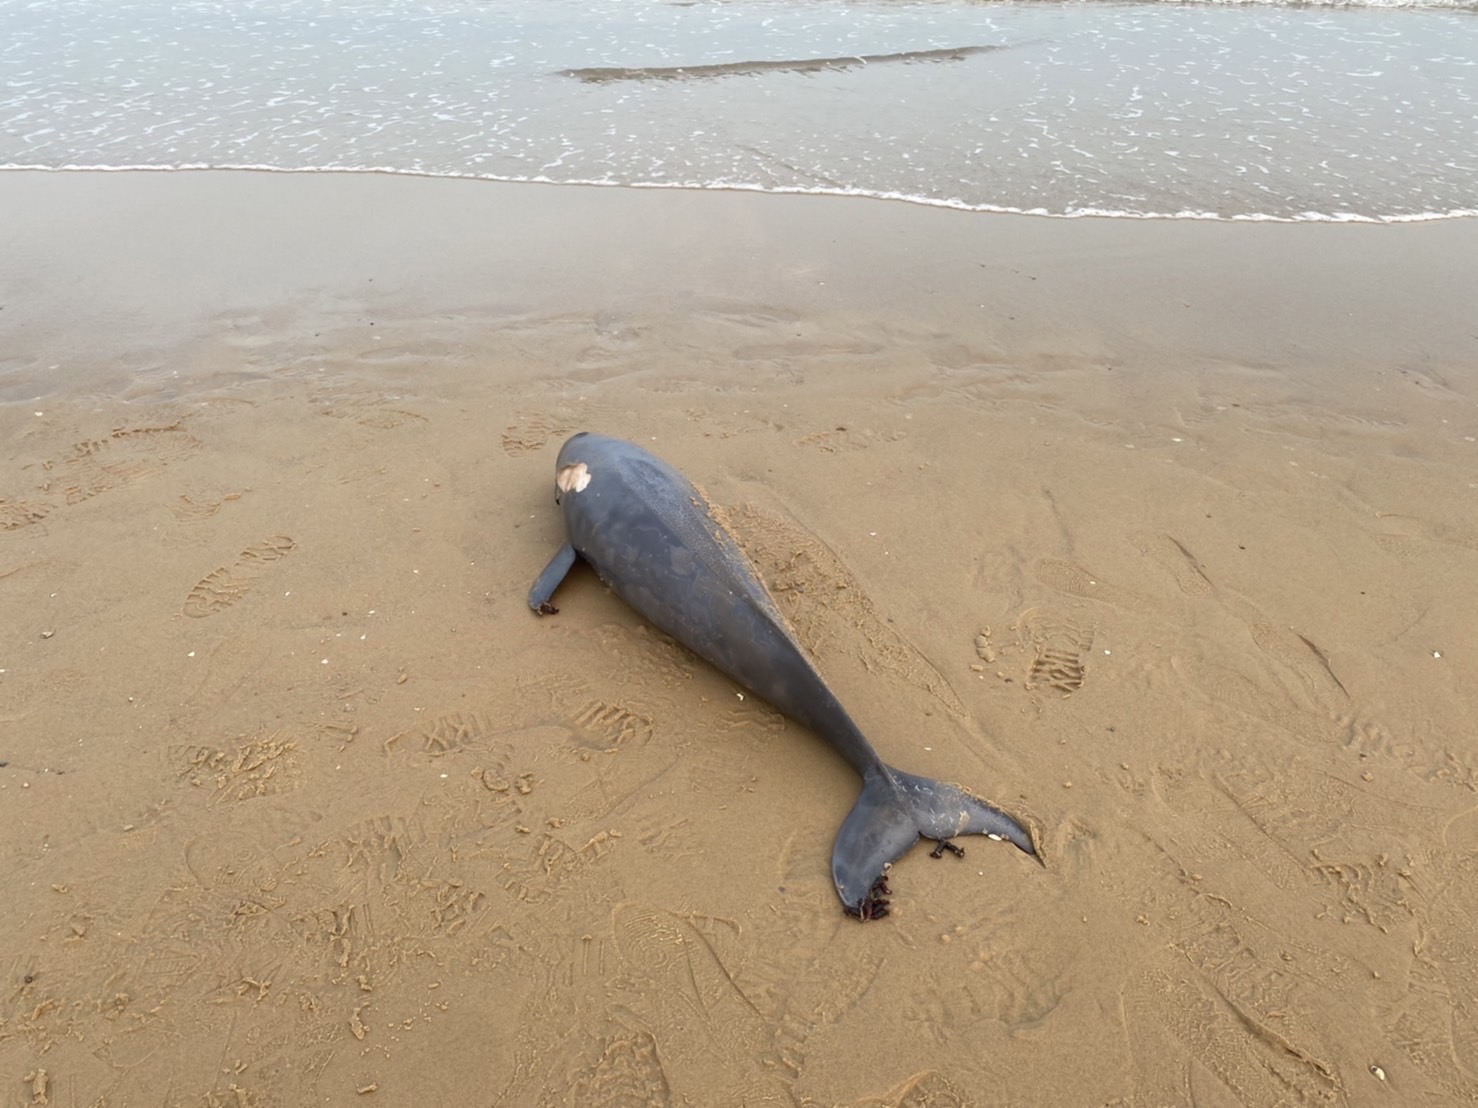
[2, 0, 1475, 220]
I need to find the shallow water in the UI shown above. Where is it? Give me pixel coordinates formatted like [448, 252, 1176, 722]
[3, 0, 1475, 220]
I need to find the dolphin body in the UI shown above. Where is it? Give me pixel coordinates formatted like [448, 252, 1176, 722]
[528, 432, 1035, 919]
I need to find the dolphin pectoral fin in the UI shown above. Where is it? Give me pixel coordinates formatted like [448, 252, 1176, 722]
[833, 766, 1037, 921]
[528, 542, 578, 615]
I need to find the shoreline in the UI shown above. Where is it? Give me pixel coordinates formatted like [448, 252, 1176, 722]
[7, 163, 1476, 225]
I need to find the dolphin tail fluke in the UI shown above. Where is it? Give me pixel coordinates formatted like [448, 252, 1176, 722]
[832, 765, 1036, 920]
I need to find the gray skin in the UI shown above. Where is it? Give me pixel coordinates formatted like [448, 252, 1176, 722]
[529, 432, 1036, 919]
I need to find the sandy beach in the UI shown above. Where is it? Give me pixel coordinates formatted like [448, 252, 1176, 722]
[3, 170, 1477, 1106]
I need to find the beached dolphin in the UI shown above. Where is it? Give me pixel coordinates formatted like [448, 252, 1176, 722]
[528, 432, 1036, 919]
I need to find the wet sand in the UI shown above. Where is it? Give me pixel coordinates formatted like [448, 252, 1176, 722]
[2, 170, 1477, 1106]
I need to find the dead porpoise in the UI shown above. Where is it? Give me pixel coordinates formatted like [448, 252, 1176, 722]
[528, 432, 1035, 919]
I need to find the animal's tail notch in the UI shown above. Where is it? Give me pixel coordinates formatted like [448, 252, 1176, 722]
[832, 764, 1036, 920]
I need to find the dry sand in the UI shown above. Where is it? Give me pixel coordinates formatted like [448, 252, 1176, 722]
[2, 170, 1477, 1106]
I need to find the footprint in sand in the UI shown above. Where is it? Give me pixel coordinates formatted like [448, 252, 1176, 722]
[384, 708, 501, 756]
[569, 699, 655, 753]
[568, 1028, 671, 1106]
[791, 425, 905, 453]
[502, 410, 577, 458]
[1033, 555, 1149, 612]
[174, 730, 304, 806]
[1127, 530, 1213, 597]
[182, 535, 297, 618]
[308, 384, 428, 431]
[1016, 607, 1094, 693]
[54, 423, 203, 506]
[168, 490, 246, 522]
[0, 497, 53, 532]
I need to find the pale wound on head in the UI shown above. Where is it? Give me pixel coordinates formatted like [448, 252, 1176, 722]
[556, 462, 592, 494]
